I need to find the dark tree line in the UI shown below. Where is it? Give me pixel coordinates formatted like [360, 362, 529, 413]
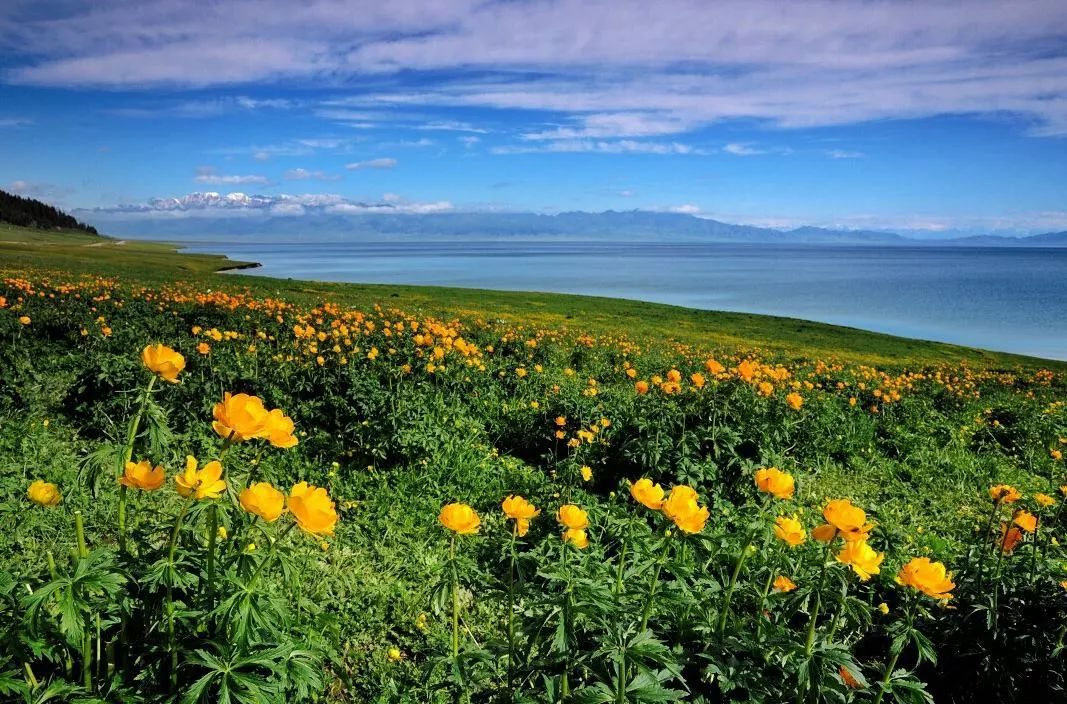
[0, 189, 99, 235]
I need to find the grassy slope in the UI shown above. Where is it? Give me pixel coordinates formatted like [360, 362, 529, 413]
[3, 222, 1061, 370]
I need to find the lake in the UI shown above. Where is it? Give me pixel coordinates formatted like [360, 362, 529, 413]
[177, 239, 1067, 361]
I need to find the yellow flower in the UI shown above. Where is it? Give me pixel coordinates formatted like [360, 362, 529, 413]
[197, 342, 211, 355]
[562, 527, 589, 549]
[835, 539, 884, 581]
[217, 526, 228, 540]
[1060, 580, 1067, 591]
[1052, 449, 1063, 461]
[175, 456, 226, 500]
[773, 575, 797, 593]
[1013, 510, 1038, 533]
[822, 499, 873, 541]
[662, 485, 708, 533]
[1035, 493, 1056, 508]
[989, 484, 1021, 503]
[263, 408, 299, 449]
[240, 482, 286, 522]
[895, 557, 955, 600]
[580, 465, 592, 482]
[785, 392, 804, 410]
[502, 495, 539, 536]
[18, 315, 31, 325]
[120, 460, 165, 491]
[27, 480, 61, 506]
[212, 392, 269, 442]
[630, 478, 665, 510]
[290, 482, 339, 535]
[141, 343, 186, 382]
[774, 515, 806, 547]
[812, 523, 838, 542]
[387, 647, 403, 662]
[878, 602, 889, 615]
[754, 467, 795, 500]
[557, 504, 589, 530]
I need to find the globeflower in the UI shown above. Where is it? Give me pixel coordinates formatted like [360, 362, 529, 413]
[263, 408, 298, 449]
[989, 484, 1021, 503]
[562, 528, 589, 549]
[438, 502, 480, 535]
[773, 575, 797, 593]
[557, 504, 588, 530]
[999, 524, 1023, 553]
[212, 392, 269, 442]
[634, 380, 649, 395]
[754, 467, 795, 500]
[835, 539, 884, 581]
[817, 499, 873, 542]
[502, 495, 539, 536]
[290, 482, 339, 535]
[1035, 493, 1056, 508]
[120, 459, 165, 491]
[895, 557, 955, 600]
[175, 456, 226, 500]
[1013, 510, 1038, 533]
[785, 392, 804, 410]
[630, 478, 665, 510]
[662, 485, 709, 533]
[141, 343, 185, 382]
[27, 480, 61, 506]
[240, 482, 286, 522]
[774, 515, 806, 547]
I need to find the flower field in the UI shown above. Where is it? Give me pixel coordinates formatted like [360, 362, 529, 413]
[0, 252, 1065, 702]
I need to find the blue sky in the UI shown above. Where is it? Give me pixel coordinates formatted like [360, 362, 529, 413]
[1, 0, 1066, 236]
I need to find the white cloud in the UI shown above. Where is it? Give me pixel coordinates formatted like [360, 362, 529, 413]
[668, 204, 701, 214]
[345, 157, 398, 170]
[723, 143, 765, 156]
[493, 140, 703, 155]
[827, 149, 865, 159]
[82, 190, 454, 218]
[194, 167, 270, 185]
[284, 168, 340, 181]
[417, 120, 489, 133]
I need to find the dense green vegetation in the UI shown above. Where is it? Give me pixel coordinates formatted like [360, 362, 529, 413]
[0, 226, 1064, 703]
[0, 191, 100, 235]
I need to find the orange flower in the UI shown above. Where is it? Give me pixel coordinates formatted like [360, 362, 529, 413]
[812, 523, 838, 542]
[175, 456, 226, 500]
[563, 528, 589, 549]
[240, 482, 285, 522]
[754, 467, 795, 500]
[141, 343, 186, 382]
[1013, 510, 1038, 533]
[835, 539, 884, 581]
[896, 557, 955, 600]
[989, 484, 1021, 503]
[821, 499, 873, 542]
[774, 515, 806, 547]
[557, 504, 588, 530]
[662, 485, 709, 533]
[634, 380, 649, 395]
[120, 459, 165, 491]
[290, 482, 339, 535]
[630, 478, 665, 510]
[212, 392, 269, 442]
[502, 495, 539, 536]
[999, 523, 1023, 553]
[773, 575, 797, 593]
[263, 408, 298, 449]
[785, 392, 803, 410]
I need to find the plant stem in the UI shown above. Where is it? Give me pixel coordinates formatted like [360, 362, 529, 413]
[974, 498, 1001, 589]
[615, 512, 637, 600]
[166, 496, 193, 688]
[73, 512, 91, 691]
[639, 535, 672, 632]
[117, 376, 156, 554]
[717, 542, 752, 634]
[796, 540, 834, 704]
[507, 525, 518, 700]
[560, 539, 572, 701]
[206, 504, 218, 606]
[873, 597, 918, 704]
[451, 535, 460, 659]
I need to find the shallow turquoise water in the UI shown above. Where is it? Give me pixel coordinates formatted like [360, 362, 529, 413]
[178, 240, 1067, 361]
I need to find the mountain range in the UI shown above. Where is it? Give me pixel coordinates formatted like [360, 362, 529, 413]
[81, 199, 1067, 246]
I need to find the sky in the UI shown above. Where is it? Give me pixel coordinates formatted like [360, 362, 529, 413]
[1, 0, 1067, 236]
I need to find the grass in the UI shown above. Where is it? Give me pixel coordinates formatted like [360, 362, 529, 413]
[1, 223, 1060, 370]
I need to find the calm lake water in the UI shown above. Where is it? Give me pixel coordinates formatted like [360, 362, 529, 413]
[179, 240, 1067, 361]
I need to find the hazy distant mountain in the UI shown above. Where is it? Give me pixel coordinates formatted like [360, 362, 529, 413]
[80, 204, 1066, 247]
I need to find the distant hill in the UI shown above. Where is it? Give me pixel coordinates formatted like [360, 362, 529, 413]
[0, 189, 100, 235]
[77, 197, 1067, 246]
